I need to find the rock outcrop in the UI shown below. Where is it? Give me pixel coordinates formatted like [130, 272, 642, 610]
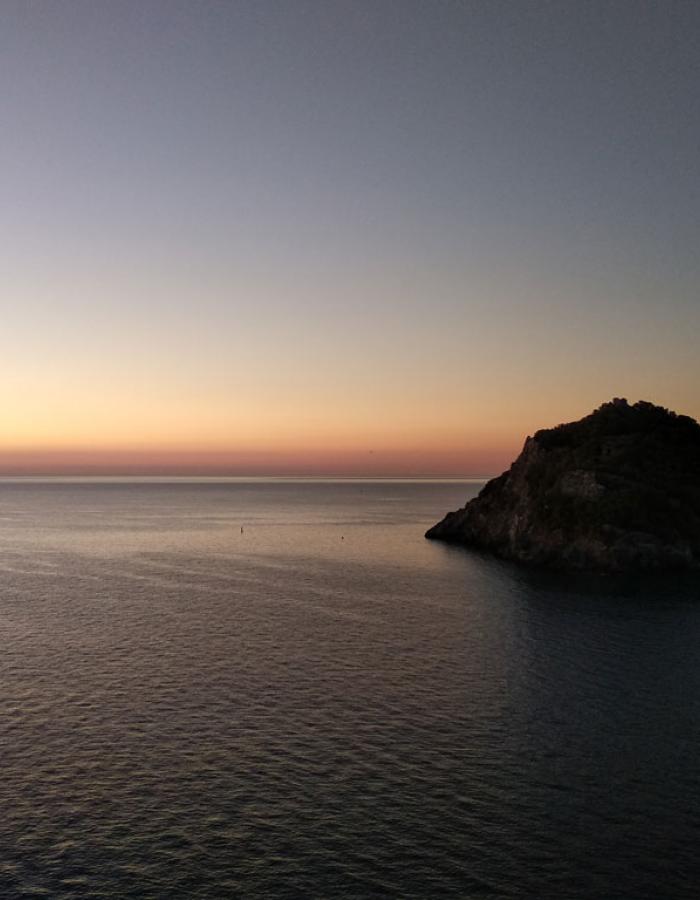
[426, 399, 700, 571]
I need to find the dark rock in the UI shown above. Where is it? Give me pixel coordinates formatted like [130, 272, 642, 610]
[426, 399, 700, 571]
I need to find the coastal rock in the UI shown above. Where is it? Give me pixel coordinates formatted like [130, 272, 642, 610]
[426, 399, 700, 571]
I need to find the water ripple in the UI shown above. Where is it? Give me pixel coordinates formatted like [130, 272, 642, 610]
[0, 481, 699, 898]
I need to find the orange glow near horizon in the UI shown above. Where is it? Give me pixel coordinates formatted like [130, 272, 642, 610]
[0, 445, 514, 477]
[3, 369, 699, 476]
[4, 246, 699, 477]
[0, 427, 522, 476]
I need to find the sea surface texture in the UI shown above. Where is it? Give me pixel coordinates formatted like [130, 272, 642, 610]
[1, 479, 699, 899]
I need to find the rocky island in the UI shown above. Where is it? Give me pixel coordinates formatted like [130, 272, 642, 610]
[426, 399, 700, 571]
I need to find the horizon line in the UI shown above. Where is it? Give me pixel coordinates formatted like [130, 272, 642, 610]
[0, 472, 494, 481]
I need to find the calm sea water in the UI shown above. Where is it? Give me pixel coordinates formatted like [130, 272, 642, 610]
[1, 478, 699, 899]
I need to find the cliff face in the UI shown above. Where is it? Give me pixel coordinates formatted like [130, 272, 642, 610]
[426, 399, 700, 571]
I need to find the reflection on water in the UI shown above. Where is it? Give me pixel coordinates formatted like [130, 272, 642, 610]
[0, 479, 699, 898]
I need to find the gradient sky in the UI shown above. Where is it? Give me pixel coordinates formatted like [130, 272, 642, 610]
[2, 0, 698, 474]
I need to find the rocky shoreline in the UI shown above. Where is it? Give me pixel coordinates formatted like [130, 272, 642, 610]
[426, 399, 700, 571]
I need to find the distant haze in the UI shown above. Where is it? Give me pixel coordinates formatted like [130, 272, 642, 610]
[2, 1, 698, 474]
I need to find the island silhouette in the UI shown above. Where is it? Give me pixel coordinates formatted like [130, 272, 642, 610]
[426, 399, 700, 571]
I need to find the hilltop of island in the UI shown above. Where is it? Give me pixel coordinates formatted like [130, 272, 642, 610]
[426, 399, 700, 571]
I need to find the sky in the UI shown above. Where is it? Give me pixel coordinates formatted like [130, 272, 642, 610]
[1, 0, 698, 475]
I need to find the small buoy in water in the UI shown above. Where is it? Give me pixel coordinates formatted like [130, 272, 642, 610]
[341, 535, 344, 540]
[241, 526, 244, 534]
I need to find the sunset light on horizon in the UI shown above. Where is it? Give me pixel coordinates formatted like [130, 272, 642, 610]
[3, 1, 698, 475]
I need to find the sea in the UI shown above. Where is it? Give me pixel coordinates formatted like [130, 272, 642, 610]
[1, 478, 699, 899]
